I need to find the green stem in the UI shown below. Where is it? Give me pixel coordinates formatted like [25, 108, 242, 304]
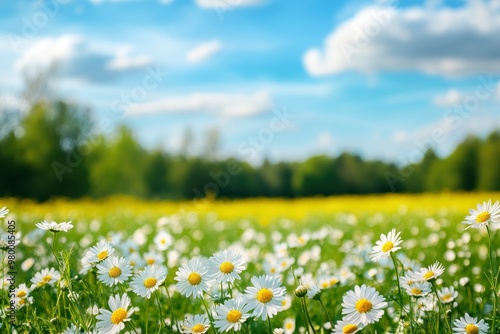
[487, 226, 498, 334]
[267, 317, 273, 334]
[155, 291, 164, 332]
[390, 252, 404, 324]
[301, 298, 317, 334]
[431, 281, 452, 333]
[145, 297, 149, 334]
[164, 285, 180, 333]
[318, 298, 335, 328]
[201, 297, 219, 334]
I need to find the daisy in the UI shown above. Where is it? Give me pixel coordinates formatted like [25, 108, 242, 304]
[333, 318, 365, 334]
[154, 230, 173, 251]
[453, 313, 489, 334]
[31, 267, 60, 287]
[283, 317, 296, 334]
[181, 314, 210, 334]
[438, 286, 458, 304]
[403, 280, 431, 297]
[97, 256, 133, 287]
[208, 249, 246, 283]
[462, 200, 500, 229]
[35, 220, 73, 233]
[143, 250, 165, 266]
[400, 270, 422, 287]
[61, 324, 80, 334]
[243, 275, 286, 320]
[175, 258, 212, 298]
[130, 265, 167, 299]
[418, 261, 445, 281]
[85, 241, 115, 264]
[341, 284, 388, 325]
[214, 298, 252, 332]
[307, 284, 322, 300]
[281, 295, 292, 311]
[0, 206, 8, 218]
[96, 293, 134, 334]
[370, 228, 403, 262]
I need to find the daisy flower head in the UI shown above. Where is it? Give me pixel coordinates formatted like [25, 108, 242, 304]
[438, 286, 458, 304]
[214, 298, 252, 332]
[85, 241, 115, 264]
[243, 274, 286, 320]
[96, 293, 133, 334]
[370, 228, 403, 262]
[462, 200, 500, 230]
[143, 250, 165, 266]
[208, 249, 246, 283]
[283, 317, 296, 334]
[31, 267, 60, 288]
[341, 284, 388, 325]
[333, 318, 365, 334]
[181, 314, 210, 334]
[175, 258, 212, 298]
[403, 280, 431, 297]
[96, 256, 133, 287]
[154, 230, 173, 251]
[0, 206, 8, 218]
[35, 220, 73, 233]
[131, 264, 167, 299]
[418, 261, 445, 281]
[453, 313, 489, 334]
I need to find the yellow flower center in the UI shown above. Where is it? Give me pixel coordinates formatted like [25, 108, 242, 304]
[342, 324, 358, 334]
[19, 298, 26, 305]
[111, 308, 127, 324]
[441, 293, 452, 301]
[192, 324, 206, 333]
[355, 298, 373, 313]
[281, 299, 287, 306]
[476, 212, 490, 223]
[423, 271, 434, 280]
[144, 277, 158, 289]
[108, 266, 122, 278]
[146, 258, 155, 265]
[17, 290, 27, 298]
[219, 261, 235, 274]
[381, 241, 394, 252]
[188, 272, 202, 285]
[41, 275, 52, 284]
[97, 250, 108, 261]
[411, 288, 422, 295]
[321, 281, 329, 289]
[161, 239, 167, 244]
[227, 309, 242, 323]
[465, 324, 479, 334]
[256, 288, 273, 303]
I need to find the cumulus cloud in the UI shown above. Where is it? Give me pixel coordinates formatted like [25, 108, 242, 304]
[304, 1, 500, 77]
[433, 89, 463, 107]
[195, 0, 263, 9]
[186, 40, 222, 64]
[127, 91, 272, 117]
[15, 34, 151, 82]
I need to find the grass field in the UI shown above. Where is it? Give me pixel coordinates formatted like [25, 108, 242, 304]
[1, 193, 500, 333]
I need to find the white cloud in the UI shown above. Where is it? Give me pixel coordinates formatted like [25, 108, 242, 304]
[15, 34, 151, 82]
[433, 89, 462, 107]
[316, 132, 334, 148]
[186, 40, 221, 64]
[127, 91, 272, 117]
[304, 1, 500, 77]
[195, 0, 263, 9]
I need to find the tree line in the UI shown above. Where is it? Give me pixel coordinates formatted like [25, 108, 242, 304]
[1, 98, 499, 202]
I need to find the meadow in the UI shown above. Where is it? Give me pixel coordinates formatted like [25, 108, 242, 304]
[1, 192, 499, 333]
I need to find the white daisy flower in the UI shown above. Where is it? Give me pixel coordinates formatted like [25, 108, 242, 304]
[61, 323, 80, 334]
[96, 293, 134, 334]
[97, 256, 133, 287]
[283, 317, 296, 334]
[144, 250, 165, 266]
[154, 230, 173, 251]
[333, 318, 365, 334]
[214, 298, 252, 332]
[0, 206, 8, 218]
[130, 265, 167, 299]
[181, 314, 210, 334]
[207, 249, 246, 283]
[281, 294, 292, 311]
[14, 283, 30, 300]
[403, 280, 431, 297]
[35, 220, 73, 233]
[438, 286, 458, 304]
[400, 270, 422, 287]
[453, 313, 489, 334]
[85, 241, 115, 264]
[370, 228, 403, 262]
[341, 284, 388, 325]
[418, 261, 445, 281]
[243, 275, 286, 320]
[31, 267, 60, 287]
[175, 258, 212, 298]
[462, 200, 500, 229]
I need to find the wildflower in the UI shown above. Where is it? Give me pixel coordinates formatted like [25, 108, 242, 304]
[403, 280, 431, 297]
[418, 261, 445, 281]
[243, 275, 286, 320]
[462, 200, 500, 230]
[96, 293, 134, 334]
[143, 250, 165, 266]
[85, 241, 115, 264]
[438, 286, 458, 304]
[214, 298, 252, 332]
[130, 265, 167, 299]
[0, 206, 9, 218]
[307, 284, 322, 300]
[181, 314, 210, 334]
[97, 256, 133, 287]
[207, 249, 246, 283]
[154, 230, 173, 251]
[452, 313, 489, 334]
[333, 318, 365, 334]
[295, 285, 308, 298]
[370, 228, 403, 262]
[175, 258, 211, 298]
[283, 317, 296, 334]
[341, 284, 388, 325]
[35, 220, 73, 233]
[31, 267, 60, 287]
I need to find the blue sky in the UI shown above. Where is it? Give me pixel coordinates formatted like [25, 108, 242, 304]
[1, 0, 500, 164]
